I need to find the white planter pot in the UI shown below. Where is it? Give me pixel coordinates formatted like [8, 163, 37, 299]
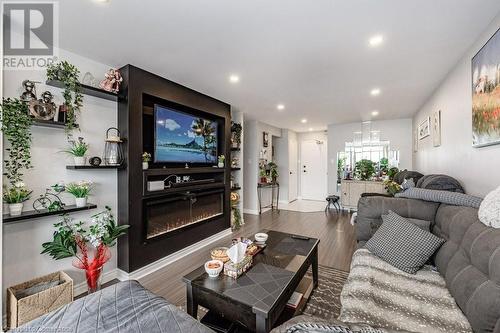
[74, 156, 87, 166]
[218, 162, 224, 168]
[9, 203, 24, 216]
[142, 162, 149, 170]
[75, 197, 88, 208]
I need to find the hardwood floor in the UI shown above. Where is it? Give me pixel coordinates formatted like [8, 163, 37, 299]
[139, 209, 357, 306]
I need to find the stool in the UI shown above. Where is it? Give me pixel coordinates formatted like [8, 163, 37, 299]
[325, 195, 340, 213]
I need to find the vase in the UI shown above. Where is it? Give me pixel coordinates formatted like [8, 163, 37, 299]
[75, 197, 87, 208]
[218, 162, 224, 168]
[8, 203, 24, 216]
[74, 156, 87, 166]
[142, 162, 148, 170]
[85, 266, 103, 294]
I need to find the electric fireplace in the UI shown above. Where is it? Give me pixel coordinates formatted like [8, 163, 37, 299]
[145, 188, 224, 240]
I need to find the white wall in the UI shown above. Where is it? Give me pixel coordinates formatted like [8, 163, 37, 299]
[327, 119, 413, 195]
[274, 129, 298, 203]
[2, 49, 118, 303]
[242, 119, 281, 213]
[413, 13, 500, 197]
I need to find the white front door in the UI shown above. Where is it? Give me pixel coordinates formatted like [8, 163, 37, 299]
[300, 139, 327, 201]
[288, 136, 298, 202]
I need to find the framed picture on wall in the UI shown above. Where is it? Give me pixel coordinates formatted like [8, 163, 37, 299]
[472, 27, 500, 147]
[432, 110, 441, 147]
[263, 131, 269, 147]
[418, 117, 431, 140]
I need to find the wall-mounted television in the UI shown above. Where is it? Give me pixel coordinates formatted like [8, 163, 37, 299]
[154, 104, 218, 164]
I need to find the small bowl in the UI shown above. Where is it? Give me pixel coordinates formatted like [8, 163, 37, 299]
[255, 233, 268, 243]
[204, 260, 223, 278]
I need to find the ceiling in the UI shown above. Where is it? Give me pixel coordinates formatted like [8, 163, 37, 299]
[59, 0, 500, 132]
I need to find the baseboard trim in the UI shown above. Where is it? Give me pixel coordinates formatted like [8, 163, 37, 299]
[243, 208, 259, 215]
[115, 228, 233, 281]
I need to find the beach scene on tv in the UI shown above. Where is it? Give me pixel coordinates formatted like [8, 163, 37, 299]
[154, 105, 217, 163]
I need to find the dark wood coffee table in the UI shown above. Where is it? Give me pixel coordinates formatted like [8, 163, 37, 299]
[182, 230, 319, 333]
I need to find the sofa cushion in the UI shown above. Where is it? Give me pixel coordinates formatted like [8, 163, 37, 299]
[339, 249, 472, 333]
[416, 174, 464, 193]
[433, 205, 500, 333]
[365, 212, 444, 274]
[356, 196, 440, 243]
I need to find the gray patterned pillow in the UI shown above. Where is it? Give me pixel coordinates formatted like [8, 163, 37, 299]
[395, 187, 482, 208]
[365, 211, 444, 274]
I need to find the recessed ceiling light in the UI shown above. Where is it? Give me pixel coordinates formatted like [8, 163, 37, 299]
[94, 0, 110, 2]
[308, 128, 313, 131]
[301, 118, 308, 124]
[371, 110, 379, 116]
[229, 74, 240, 83]
[370, 88, 381, 96]
[369, 35, 384, 47]
[277, 104, 285, 111]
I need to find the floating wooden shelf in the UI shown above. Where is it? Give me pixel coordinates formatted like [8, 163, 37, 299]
[46, 80, 118, 102]
[231, 167, 241, 171]
[3, 203, 98, 224]
[231, 187, 241, 191]
[230, 147, 241, 151]
[66, 165, 125, 170]
[32, 119, 78, 129]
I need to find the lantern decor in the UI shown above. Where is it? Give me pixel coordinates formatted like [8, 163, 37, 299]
[103, 127, 124, 166]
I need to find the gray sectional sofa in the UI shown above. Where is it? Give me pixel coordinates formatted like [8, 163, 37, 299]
[355, 196, 500, 333]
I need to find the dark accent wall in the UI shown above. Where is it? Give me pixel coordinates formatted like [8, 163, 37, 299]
[117, 65, 231, 273]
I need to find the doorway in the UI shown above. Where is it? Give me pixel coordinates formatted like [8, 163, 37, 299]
[288, 135, 298, 202]
[300, 139, 328, 201]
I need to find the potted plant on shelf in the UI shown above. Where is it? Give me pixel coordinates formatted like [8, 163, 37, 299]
[0, 98, 34, 216]
[354, 159, 376, 181]
[3, 182, 32, 216]
[218, 155, 225, 168]
[63, 137, 89, 166]
[142, 152, 151, 170]
[46, 60, 83, 133]
[65, 181, 93, 207]
[259, 168, 268, 184]
[231, 122, 242, 148]
[41, 207, 129, 293]
[267, 162, 279, 183]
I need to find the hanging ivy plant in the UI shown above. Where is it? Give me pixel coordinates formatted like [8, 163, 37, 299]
[0, 98, 33, 186]
[46, 60, 83, 134]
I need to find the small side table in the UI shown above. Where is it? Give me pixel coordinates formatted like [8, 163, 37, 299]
[257, 182, 279, 214]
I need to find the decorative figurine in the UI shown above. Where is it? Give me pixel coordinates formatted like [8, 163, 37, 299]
[20, 80, 37, 102]
[99, 68, 123, 93]
[29, 91, 57, 120]
[89, 156, 102, 167]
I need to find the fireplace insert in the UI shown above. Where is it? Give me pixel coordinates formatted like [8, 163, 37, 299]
[144, 188, 224, 240]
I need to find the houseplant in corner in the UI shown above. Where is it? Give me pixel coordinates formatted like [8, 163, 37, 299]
[231, 122, 243, 148]
[65, 181, 93, 207]
[3, 182, 32, 216]
[0, 98, 33, 216]
[41, 207, 129, 293]
[63, 137, 89, 166]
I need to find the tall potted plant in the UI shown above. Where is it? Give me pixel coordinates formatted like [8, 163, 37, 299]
[0, 98, 33, 216]
[46, 61, 83, 134]
[41, 207, 129, 293]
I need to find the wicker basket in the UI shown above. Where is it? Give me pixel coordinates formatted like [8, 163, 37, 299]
[7, 271, 73, 328]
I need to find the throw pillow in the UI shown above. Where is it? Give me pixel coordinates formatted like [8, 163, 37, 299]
[401, 178, 415, 190]
[365, 212, 444, 274]
[479, 186, 500, 228]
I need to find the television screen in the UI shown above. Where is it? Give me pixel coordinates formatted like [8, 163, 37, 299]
[154, 104, 218, 164]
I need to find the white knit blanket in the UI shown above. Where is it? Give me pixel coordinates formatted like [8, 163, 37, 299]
[339, 249, 472, 333]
